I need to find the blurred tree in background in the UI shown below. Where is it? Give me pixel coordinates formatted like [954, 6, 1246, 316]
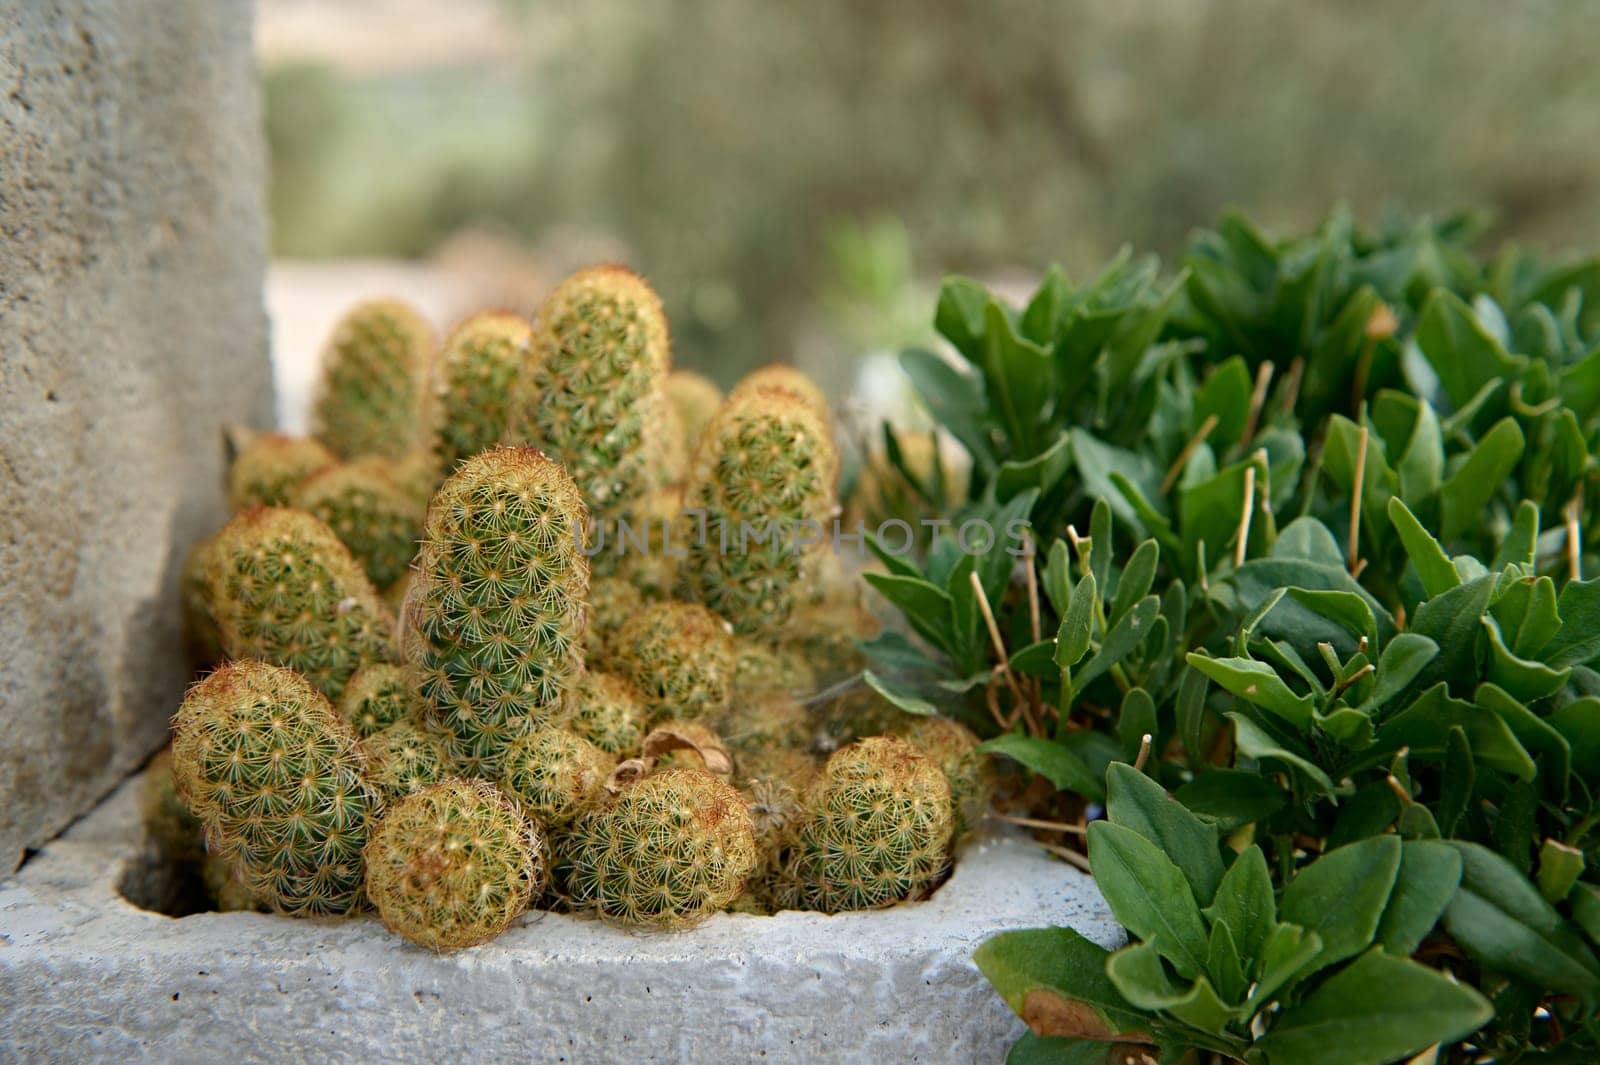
[263, 0, 1600, 382]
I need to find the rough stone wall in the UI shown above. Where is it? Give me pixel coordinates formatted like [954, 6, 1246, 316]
[0, 2, 271, 871]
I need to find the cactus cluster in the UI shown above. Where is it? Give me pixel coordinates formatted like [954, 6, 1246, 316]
[163, 267, 982, 952]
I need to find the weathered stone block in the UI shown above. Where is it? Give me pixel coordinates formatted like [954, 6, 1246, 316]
[0, 1, 271, 870]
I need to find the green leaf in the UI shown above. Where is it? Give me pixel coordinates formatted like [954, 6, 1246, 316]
[1442, 841, 1600, 1006]
[1482, 617, 1571, 704]
[1087, 821, 1211, 979]
[1280, 836, 1403, 973]
[1569, 882, 1600, 945]
[1247, 923, 1323, 1009]
[1193, 355, 1255, 454]
[863, 572, 952, 651]
[1415, 287, 1526, 410]
[1203, 845, 1276, 965]
[1475, 683, 1571, 797]
[1104, 940, 1185, 1010]
[1073, 432, 1163, 530]
[1387, 497, 1458, 598]
[1407, 576, 1496, 695]
[1492, 500, 1541, 571]
[1491, 574, 1561, 658]
[1377, 683, 1536, 781]
[1550, 696, 1600, 778]
[1004, 1033, 1118, 1065]
[1109, 540, 1159, 627]
[1055, 573, 1097, 670]
[1042, 539, 1073, 618]
[1375, 840, 1462, 956]
[1545, 578, 1600, 668]
[979, 734, 1104, 801]
[1116, 688, 1158, 767]
[974, 927, 1154, 1043]
[859, 671, 941, 717]
[1075, 596, 1159, 692]
[1175, 771, 1288, 833]
[1175, 666, 1210, 767]
[899, 347, 993, 469]
[1360, 633, 1439, 715]
[1185, 653, 1312, 729]
[1253, 949, 1492, 1065]
[1106, 762, 1224, 907]
[1536, 840, 1585, 905]
[1205, 921, 1249, 1006]
[1282, 588, 1377, 649]
[1437, 726, 1474, 838]
[1228, 713, 1335, 795]
[1439, 418, 1525, 543]
[934, 275, 990, 362]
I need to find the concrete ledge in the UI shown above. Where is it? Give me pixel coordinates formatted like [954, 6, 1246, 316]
[0, 766, 1120, 1064]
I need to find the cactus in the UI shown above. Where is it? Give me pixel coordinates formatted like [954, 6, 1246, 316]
[772, 737, 953, 913]
[205, 507, 393, 700]
[336, 663, 421, 738]
[359, 721, 454, 803]
[141, 748, 206, 869]
[735, 747, 818, 912]
[564, 670, 649, 756]
[431, 312, 532, 476]
[560, 768, 757, 929]
[680, 384, 838, 635]
[171, 661, 380, 916]
[783, 597, 879, 682]
[615, 601, 735, 722]
[893, 715, 992, 841]
[512, 266, 671, 565]
[180, 532, 225, 666]
[733, 640, 817, 701]
[364, 779, 547, 952]
[291, 459, 423, 590]
[312, 298, 435, 461]
[728, 364, 832, 429]
[583, 576, 643, 662]
[664, 370, 723, 455]
[719, 694, 813, 757]
[226, 432, 337, 511]
[202, 853, 265, 912]
[649, 390, 691, 490]
[408, 447, 590, 775]
[500, 724, 616, 827]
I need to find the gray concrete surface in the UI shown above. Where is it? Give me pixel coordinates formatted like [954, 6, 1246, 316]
[0, 766, 1121, 1064]
[0, 1, 272, 871]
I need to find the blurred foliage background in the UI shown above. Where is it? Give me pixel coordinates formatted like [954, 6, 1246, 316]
[261, 0, 1600, 391]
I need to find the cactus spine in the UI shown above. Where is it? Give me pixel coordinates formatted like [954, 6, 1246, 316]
[615, 601, 735, 722]
[336, 663, 422, 738]
[226, 432, 338, 512]
[171, 661, 380, 916]
[205, 507, 393, 699]
[663, 370, 723, 457]
[409, 446, 590, 775]
[500, 724, 616, 827]
[292, 459, 424, 590]
[561, 768, 757, 929]
[313, 298, 435, 460]
[359, 721, 454, 803]
[564, 670, 650, 756]
[364, 779, 547, 951]
[431, 312, 532, 476]
[893, 715, 992, 842]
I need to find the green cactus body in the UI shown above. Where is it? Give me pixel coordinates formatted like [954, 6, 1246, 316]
[180, 532, 225, 666]
[564, 670, 649, 756]
[292, 459, 424, 590]
[500, 724, 616, 827]
[615, 601, 735, 722]
[736, 748, 818, 912]
[733, 640, 817, 701]
[728, 364, 832, 429]
[359, 721, 454, 803]
[584, 576, 643, 662]
[893, 715, 993, 841]
[512, 266, 672, 562]
[313, 298, 435, 460]
[202, 853, 265, 912]
[680, 385, 838, 635]
[773, 736, 953, 913]
[409, 447, 590, 775]
[431, 312, 532, 476]
[337, 663, 421, 737]
[784, 597, 878, 681]
[226, 433, 337, 511]
[364, 779, 547, 952]
[561, 768, 757, 929]
[141, 749, 205, 869]
[664, 370, 723, 457]
[720, 694, 813, 757]
[171, 661, 380, 916]
[205, 507, 393, 700]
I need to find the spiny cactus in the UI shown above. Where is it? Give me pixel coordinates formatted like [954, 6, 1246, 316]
[202, 853, 264, 912]
[664, 370, 723, 455]
[783, 596, 879, 682]
[728, 364, 832, 429]
[564, 670, 649, 756]
[680, 384, 839, 635]
[500, 724, 616, 827]
[648, 390, 691, 490]
[313, 298, 435, 461]
[512, 265, 671, 564]
[408, 447, 590, 775]
[772, 736, 953, 913]
[171, 661, 379, 916]
[205, 507, 393, 700]
[141, 748, 205, 869]
[583, 576, 643, 662]
[336, 663, 421, 738]
[180, 532, 225, 666]
[359, 721, 454, 803]
[615, 601, 735, 722]
[733, 640, 817, 701]
[364, 779, 547, 952]
[291, 459, 423, 590]
[735, 748, 819, 912]
[719, 694, 813, 757]
[561, 768, 757, 929]
[893, 715, 992, 841]
[431, 311, 532, 476]
[226, 432, 337, 511]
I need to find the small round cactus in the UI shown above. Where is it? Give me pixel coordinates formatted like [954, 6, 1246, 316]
[894, 715, 993, 841]
[171, 661, 380, 916]
[783, 597, 879, 682]
[719, 694, 813, 757]
[336, 663, 421, 738]
[564, 670, 649, 756]
[408, 447, 590, 775]
[226, 432, 338, 512]
[772, 736, 953, 913]
[141, 749, 205, 869]
[312, 298, 435, 461]
[615, 601, 735, 722]
[733, 640, 817, 701]
[205, 507, 393, 700]
[500, 724, 616, 827]
[291, 459, 423, 590]
[561, 768, 757, 929]
[364, 779, 547, 952]
[180, 532, 225, 666]
[359, 721, 454, 803]
[583, 576, 644, 662]
[431, 311, 532, 475]
[664, 370, 723, 455]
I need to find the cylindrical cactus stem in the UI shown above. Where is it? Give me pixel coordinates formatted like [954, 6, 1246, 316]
[559, 768, 757, 929]
[365, 779, 547, 952]
[680, 382, 839, 635]
[500, 724, 617, 828]
[430, 311, 533, 476]
[511, 265, 672, 570]
[408, 446, 590, 775]
[313, 298, 435, 460]
[664, 370, 723, 457]
[614, 601, 735, 723]
[563, 670, 650, 757]
[225, 431, 337, 511]
[291, 458, 424, 590]
[170, 661, 380, 916]
[205, 507, 394, 700]
[728, 363, 832, 429]
[358, 721, 455, 804]
[772, 736, 953, 913]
